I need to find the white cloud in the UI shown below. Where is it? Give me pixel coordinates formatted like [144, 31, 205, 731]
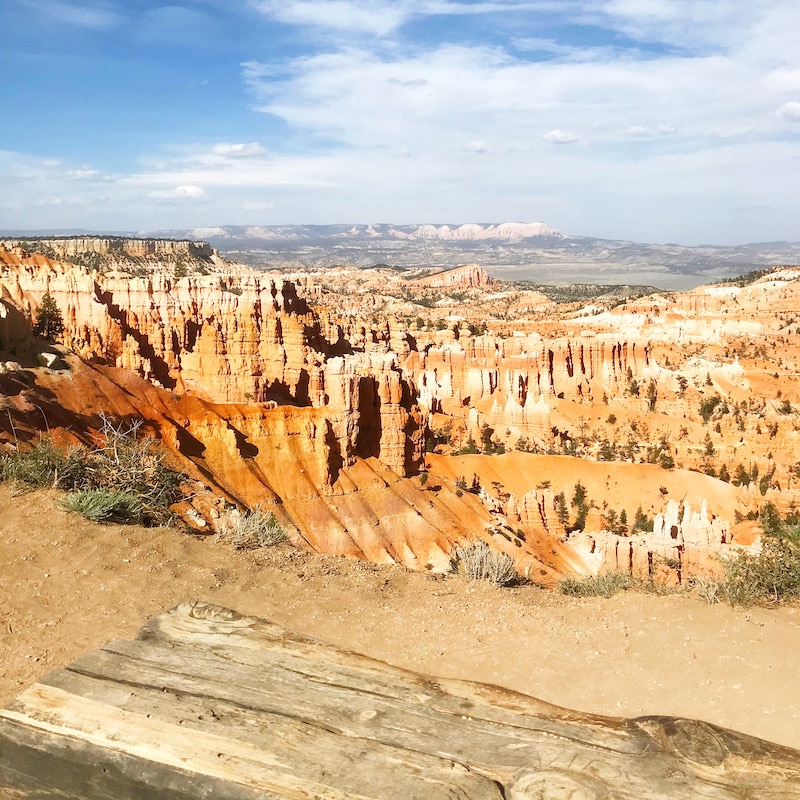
[65, 168, 102, 179]
[147, 185, 206, 200]
[514, 36, 623, 62]
[768, 69, 800, 91]
[597, 0, 748, 50]
[4, 1, 800, 243]
[250, 0, 409, 36]
[230, 3, 800, 241]
[621, 125, 651, 138]
[250, 0, 546, 36]
[211, 142, 268, 158]
[543, 129, 580, 144]
[243, 43, 765, 157]
[777, 101, 800, 122]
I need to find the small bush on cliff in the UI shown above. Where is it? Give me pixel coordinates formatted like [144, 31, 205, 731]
[718, 522, 800, 606]
[79, 417, 181, 525]
[699, 395, 721, 423]
[0, 417, 182, 526]
[223, 506, 287, 550]
[0, 437, 90, 489]
[452, 436, 479, 455]
[695, 505, 800, 607]
[454, 541, 517, 586]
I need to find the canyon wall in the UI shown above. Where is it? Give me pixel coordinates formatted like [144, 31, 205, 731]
[0, 246, 423, 479]
[3, 244, 795, 580]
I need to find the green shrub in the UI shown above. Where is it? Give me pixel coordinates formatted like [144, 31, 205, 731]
[455, 541, 517, 586]
[689, 575, 721, 605]
[61, 490, 143, 523]
[718, 526, 800, 605]
[0, 417, 182, 526]
[558, 571, 638, 597]
[0, 437, 90, 489]
[33, 292, 64, 339]
[699, 395, 721, 423]
[86, 417, 181, 524]
[632, 506, 654, 533]
[695, 507, 800, 606]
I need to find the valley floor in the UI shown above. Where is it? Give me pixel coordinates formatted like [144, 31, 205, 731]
[1, 486, 799, 751]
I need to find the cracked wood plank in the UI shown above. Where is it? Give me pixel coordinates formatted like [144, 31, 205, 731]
[1, 601, 799, 799]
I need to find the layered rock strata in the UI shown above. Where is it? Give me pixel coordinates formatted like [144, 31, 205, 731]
[0, 247, 423, 478]
[3, 244, 797, 580]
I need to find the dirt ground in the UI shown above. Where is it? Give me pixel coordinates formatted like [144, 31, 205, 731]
[1, 486, 799, 751]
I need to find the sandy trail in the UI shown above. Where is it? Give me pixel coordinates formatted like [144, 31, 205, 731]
[1, 486, 799, 750]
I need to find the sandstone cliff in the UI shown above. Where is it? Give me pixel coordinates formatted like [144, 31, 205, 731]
[2, 243, 797, 582]
[0, 246, 424, 479]
[1, 236, 224, 276]
[413, 263, 497, 290]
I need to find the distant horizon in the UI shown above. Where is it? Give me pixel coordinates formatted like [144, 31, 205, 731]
[2, 222, 800, 250]
[2, 2, 799, 244]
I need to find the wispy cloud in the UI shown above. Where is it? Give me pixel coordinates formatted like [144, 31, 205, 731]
[17, 0, 120, 28]
[596, 0, 749, 50]
[233, 0, 800, 240]
[4, 0, 800, 242]
[250, 1, 547, 35]
[242, 42, 779, 153]
[777, 101, 800, 122]
[211, 142, 269, 158]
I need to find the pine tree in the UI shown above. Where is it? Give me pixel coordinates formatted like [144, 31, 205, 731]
[33, 292, 64, 339]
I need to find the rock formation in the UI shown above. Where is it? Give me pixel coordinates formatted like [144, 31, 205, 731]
[413, 263, 497, 289]
[2, 242, 799, 582]
[0, 236, 224, 276]
[0, 247, 424, 478]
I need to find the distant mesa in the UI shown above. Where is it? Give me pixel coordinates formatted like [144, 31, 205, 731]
[1, 235, 214, 261]
[389, 222, 561, 241]
[146, 221, 563, 245]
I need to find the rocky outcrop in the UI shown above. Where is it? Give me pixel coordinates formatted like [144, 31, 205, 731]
[0, 246, 424, 478]
[413, 263, 497, 290]
[571, 499, 738, 584]
[393, 221, 560, 241]
[0, 237, 223, 277]
[404, 333, 647, 446]
[1, 236, 213, 260]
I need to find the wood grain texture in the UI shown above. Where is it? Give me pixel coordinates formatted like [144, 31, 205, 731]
[1, 601, 799, 799]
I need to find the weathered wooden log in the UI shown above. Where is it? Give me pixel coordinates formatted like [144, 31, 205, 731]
[1, 601, 799, 799]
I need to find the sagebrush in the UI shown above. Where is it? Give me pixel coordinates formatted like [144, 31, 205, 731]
[558, 571, 638, 597]
[0, 437, 89, 489]
[455, 541, 517, 586]
[222, 506, 288, 550]
[693, 504, 800, 606]
[0, 416, 182, 525]
[60, 489, 143, 523]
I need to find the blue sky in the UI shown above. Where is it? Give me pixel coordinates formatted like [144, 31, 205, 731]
[2, 0, 799, 243]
